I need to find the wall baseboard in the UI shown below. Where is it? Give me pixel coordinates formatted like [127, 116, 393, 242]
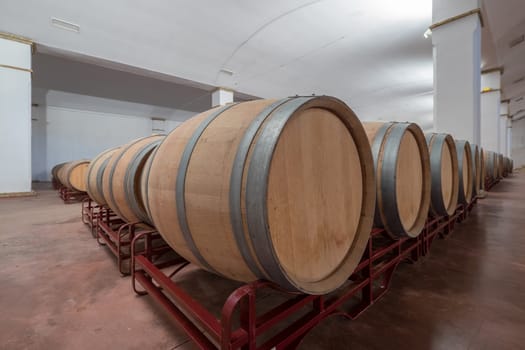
[0, 191, 37, 198]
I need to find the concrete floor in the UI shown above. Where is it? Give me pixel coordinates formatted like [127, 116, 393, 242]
[0, 171, 524, 350]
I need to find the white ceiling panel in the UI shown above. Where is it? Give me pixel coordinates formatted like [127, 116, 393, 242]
[1, 0, 434, 124]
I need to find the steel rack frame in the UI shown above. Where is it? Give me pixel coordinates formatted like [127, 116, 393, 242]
[58, 185, 88, 204]
[96, 214, 175, 275]
[81, 197, 107, 237]
[130, 208, 473, 350]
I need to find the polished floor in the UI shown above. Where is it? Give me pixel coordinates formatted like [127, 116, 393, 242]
[0, 171, 524, 349]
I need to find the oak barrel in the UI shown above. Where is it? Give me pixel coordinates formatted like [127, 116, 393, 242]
[494, 153, 501, 179]
[363, 122, 431, 238]
[455, 140, 473, 205]
[498, 153, 504, 178]
[51, 162, 67, 184]
[479, 148, 486, 190]
[57, 160, 90, 192]
[484, 150, 497, 181]
[502, 157, 508, 177]
[469, 143, 481, 196]
[85, 147, 120, 205]
[140, 144, 160, 224]
[425, 133, 459, 216]
[103, 135, 165, 224]
[506, 157, 513, 175]
[146, 97, 376, 294]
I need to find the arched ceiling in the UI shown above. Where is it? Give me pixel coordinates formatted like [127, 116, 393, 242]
[481, 0, 525, 118]
[1, 0, 434, 127]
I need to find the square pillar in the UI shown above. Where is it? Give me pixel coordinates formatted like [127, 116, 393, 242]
[499, 100, 509, 156]
[432, 1, 481, 144]
[507, 118, 512, 158]
[479, 71, 501, 152]
[0, 33, 33, 195]
[212, 88, 234, 107]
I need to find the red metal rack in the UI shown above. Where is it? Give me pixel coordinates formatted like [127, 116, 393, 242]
[58, 185, 88, 204]
[96, 212, 176, 275]
[82, 198, 104, 237]
[131, 203, 475, 350]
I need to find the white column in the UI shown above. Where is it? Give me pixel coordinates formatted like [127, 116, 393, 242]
[432, 0, 481, 144]
[506, 117, 512, 158]
[499, 100, 509, 156]
[499, 116, 507, 155]
[211, 88, 234, 107]
[0, 34, 33, 195]
[480, 71, 501, 152]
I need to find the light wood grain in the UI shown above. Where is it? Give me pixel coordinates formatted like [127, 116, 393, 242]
[470, 145, 480, 195]
[459, 142, 473, 204]
[267, 107, 362, 284]
[363, 122, 430, 238]
[440, 136, 459, 215]
[185, 100, 273, 281]
[148, 109, 218, 267]
[498, 154, 504, 178]
[396, 130, 422, 231]
[51, 162, 67, 183]
[479, 148, 486, 190]
[69, 163, 89, 192]
[106, 135, 164, 223]
[148, 97, 375, 294]
[427, 133, 458, 216]
[86, 148, 118, 205]
[58, 160, 90, 191]
[440, 141, 453, 209]
[462, 150, 469, 196]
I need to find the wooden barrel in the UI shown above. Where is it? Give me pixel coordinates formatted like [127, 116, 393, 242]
[494, 153, 501, 179]
[498, 153, 504, 178]
[479, 147, 486, 190]
[57, 160, 90, 192]
[140, 144, 160, 224]
[455, 140, 473, 205]
[491, 152, 497, 179]
[85, 147, 120, 205]
[425, 133, 459, 216]
[363, 122, 431, 238]
[484, 151, 496, 181]
[51, 162, 67, 183]
[146, 97, 376, 294]
[103, 135, 165, 224]
[492, 152, 498, 178]
[469, 143, 481, 196]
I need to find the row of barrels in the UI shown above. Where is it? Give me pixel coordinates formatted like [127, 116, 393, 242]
[51, 160, 90, 192]
[52, 96, 512, 295]
[483, 150, 513, 180]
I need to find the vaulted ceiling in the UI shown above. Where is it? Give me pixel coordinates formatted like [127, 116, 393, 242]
[482, 0, 525, 118]
[1, 1, 524, 126]
[0, 0, 434, 128]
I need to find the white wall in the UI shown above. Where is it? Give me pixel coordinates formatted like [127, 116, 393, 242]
[0, 38, 32, 193]
[31, 90, 191, 181]
[511, 118, 525, 169]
